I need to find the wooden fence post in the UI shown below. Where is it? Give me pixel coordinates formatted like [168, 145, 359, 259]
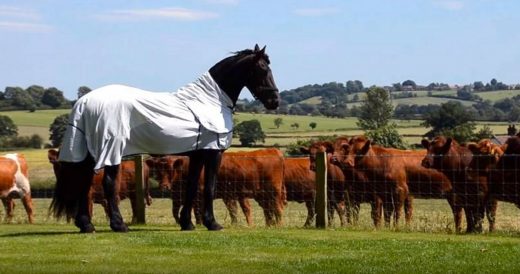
[315, 151, 328, 228]
[134, 155, 146, 224]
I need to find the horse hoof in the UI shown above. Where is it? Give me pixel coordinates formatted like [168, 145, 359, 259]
[80, 224, 96, 233]
[111, 223, 129, 233]
[204, 220, 223, 231]
[181, 222, 196, 231]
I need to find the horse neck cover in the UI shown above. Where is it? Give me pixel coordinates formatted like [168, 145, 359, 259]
[59, 72, 234, 170]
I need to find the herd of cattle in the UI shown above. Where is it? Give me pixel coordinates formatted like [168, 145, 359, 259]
[2, 134, 520, 233]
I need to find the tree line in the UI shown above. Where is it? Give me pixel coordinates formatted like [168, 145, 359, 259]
[238, 78, 520, 121]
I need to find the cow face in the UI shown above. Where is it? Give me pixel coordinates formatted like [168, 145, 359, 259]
[421, 136, 453, 169]
[146, 156, 185, 191]
[467, 139, 504, 171]
[300, 141, 334, 171]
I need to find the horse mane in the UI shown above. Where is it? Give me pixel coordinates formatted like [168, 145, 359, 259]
[232, 49, 270, 64]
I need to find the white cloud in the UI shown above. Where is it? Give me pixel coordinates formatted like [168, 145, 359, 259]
[0, 21, 52, 32]
[98, 7, 219, 21]
[204, 0, 239, 5]
[0, 6, 52, 32]
[433, 1, 465, 11]
[0, 6, 41, 20]
[293, 8, 340, 17]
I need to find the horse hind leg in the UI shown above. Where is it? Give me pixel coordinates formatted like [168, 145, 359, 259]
[102, 165, 128, 232]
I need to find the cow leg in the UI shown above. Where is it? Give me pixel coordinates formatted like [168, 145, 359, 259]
[21, 193, 34, 224]
[223, 198, 239, 225]
[2, 198, 14, 223]
[102, 165, 128, 232]
[180, 152, 204, 230]
[371, 195, 383, 228]
[335, 200, 347, 226]
[446, 193, 463, 233]
[201, 150, 224, 231]
[404, 195, 414, 225]
[304, 200, 316, 227]
[239, 198, 253, 227]
[486, 198, 498, 232]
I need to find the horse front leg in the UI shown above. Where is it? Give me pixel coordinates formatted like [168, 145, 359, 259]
[201, 150, 223, 231]
[179, 153, 204, 231]
[103, 165, 128, 232]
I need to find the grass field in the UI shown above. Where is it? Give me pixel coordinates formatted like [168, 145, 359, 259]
[2, 199, 520, 273]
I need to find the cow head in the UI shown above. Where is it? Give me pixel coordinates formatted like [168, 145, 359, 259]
[300, 141, 334, 171]
[47, 149, 61, 177]
[467, 139, 504, 172]
[421, 136, 454, 169]
[145, 156, 186, 191]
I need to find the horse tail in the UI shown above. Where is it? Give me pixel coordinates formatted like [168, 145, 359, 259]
[49, 155, 95, 220]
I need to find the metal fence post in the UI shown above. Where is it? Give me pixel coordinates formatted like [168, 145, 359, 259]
[134, 155, 146, 224]
[315, 151, 328, 228]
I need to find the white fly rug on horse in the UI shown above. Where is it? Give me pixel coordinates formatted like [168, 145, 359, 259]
[59, 72, 234, 170]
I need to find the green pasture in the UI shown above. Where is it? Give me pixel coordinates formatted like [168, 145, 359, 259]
[2, 199, 520, 273]
[476, 89, 520, 101]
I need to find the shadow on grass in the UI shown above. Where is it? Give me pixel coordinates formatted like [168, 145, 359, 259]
[0, 226, 180, 238]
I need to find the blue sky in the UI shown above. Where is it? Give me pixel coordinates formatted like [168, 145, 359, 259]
[1, 0, 519, 100]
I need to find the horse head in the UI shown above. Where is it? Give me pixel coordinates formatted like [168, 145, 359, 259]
[210, 44, 280, 110]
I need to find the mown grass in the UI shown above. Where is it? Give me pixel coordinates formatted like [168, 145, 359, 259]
[2, 199, 520, 273]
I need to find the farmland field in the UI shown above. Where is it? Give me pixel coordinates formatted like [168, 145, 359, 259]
[2, 199, 520, 273]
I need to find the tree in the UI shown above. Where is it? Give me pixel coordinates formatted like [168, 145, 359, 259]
[365, 123, 407, 149]
[422, 101, 476, 142]
[273, 117, 283, 129]
[234, 119, 265, 146]
[309, 122, 317, 130]
[77, 86, 92, 99]
[42, 87, 66, 108]
[49, 114, 69, 147]
[357, 87, 394, 130]
[0, 115, 18, 138]
[402, 80, 417, 90]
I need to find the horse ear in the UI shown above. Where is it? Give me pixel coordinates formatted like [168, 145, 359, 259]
[254, 44, 260, 51]
[259, 45, 266, 54]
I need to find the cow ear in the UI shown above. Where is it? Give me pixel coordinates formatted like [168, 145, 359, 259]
[47, 149, 58, 162]
[467, 143, 479, 154]
[324, 142, 335, 154]
[300, 147, 310, 155]
[145, 158, 156, 167]
[421, 139, 430, 149]
[360, 140, 371, 155]
[442, 138, 453, 153]
[173, 158, 184, 169]
[341, 143, 350, 153]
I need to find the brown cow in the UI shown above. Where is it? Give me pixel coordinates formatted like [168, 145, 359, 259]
[0, 153, 34, 223]
[300, 141, 349, 226]
[466, 139, 501, 232]
[283, 157, 316, 227]
[421, 136, 485, 233]
[147, 148, 286, 227]
[487, 136, 520, 222]
[340, 136, 452, 228]
[48, 149, 152, 223]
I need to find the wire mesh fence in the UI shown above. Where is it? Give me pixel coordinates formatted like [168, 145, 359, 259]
[2, 149, 520, 233]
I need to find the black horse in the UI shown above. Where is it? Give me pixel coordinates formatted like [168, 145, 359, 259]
[50, 44, 280, 233]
